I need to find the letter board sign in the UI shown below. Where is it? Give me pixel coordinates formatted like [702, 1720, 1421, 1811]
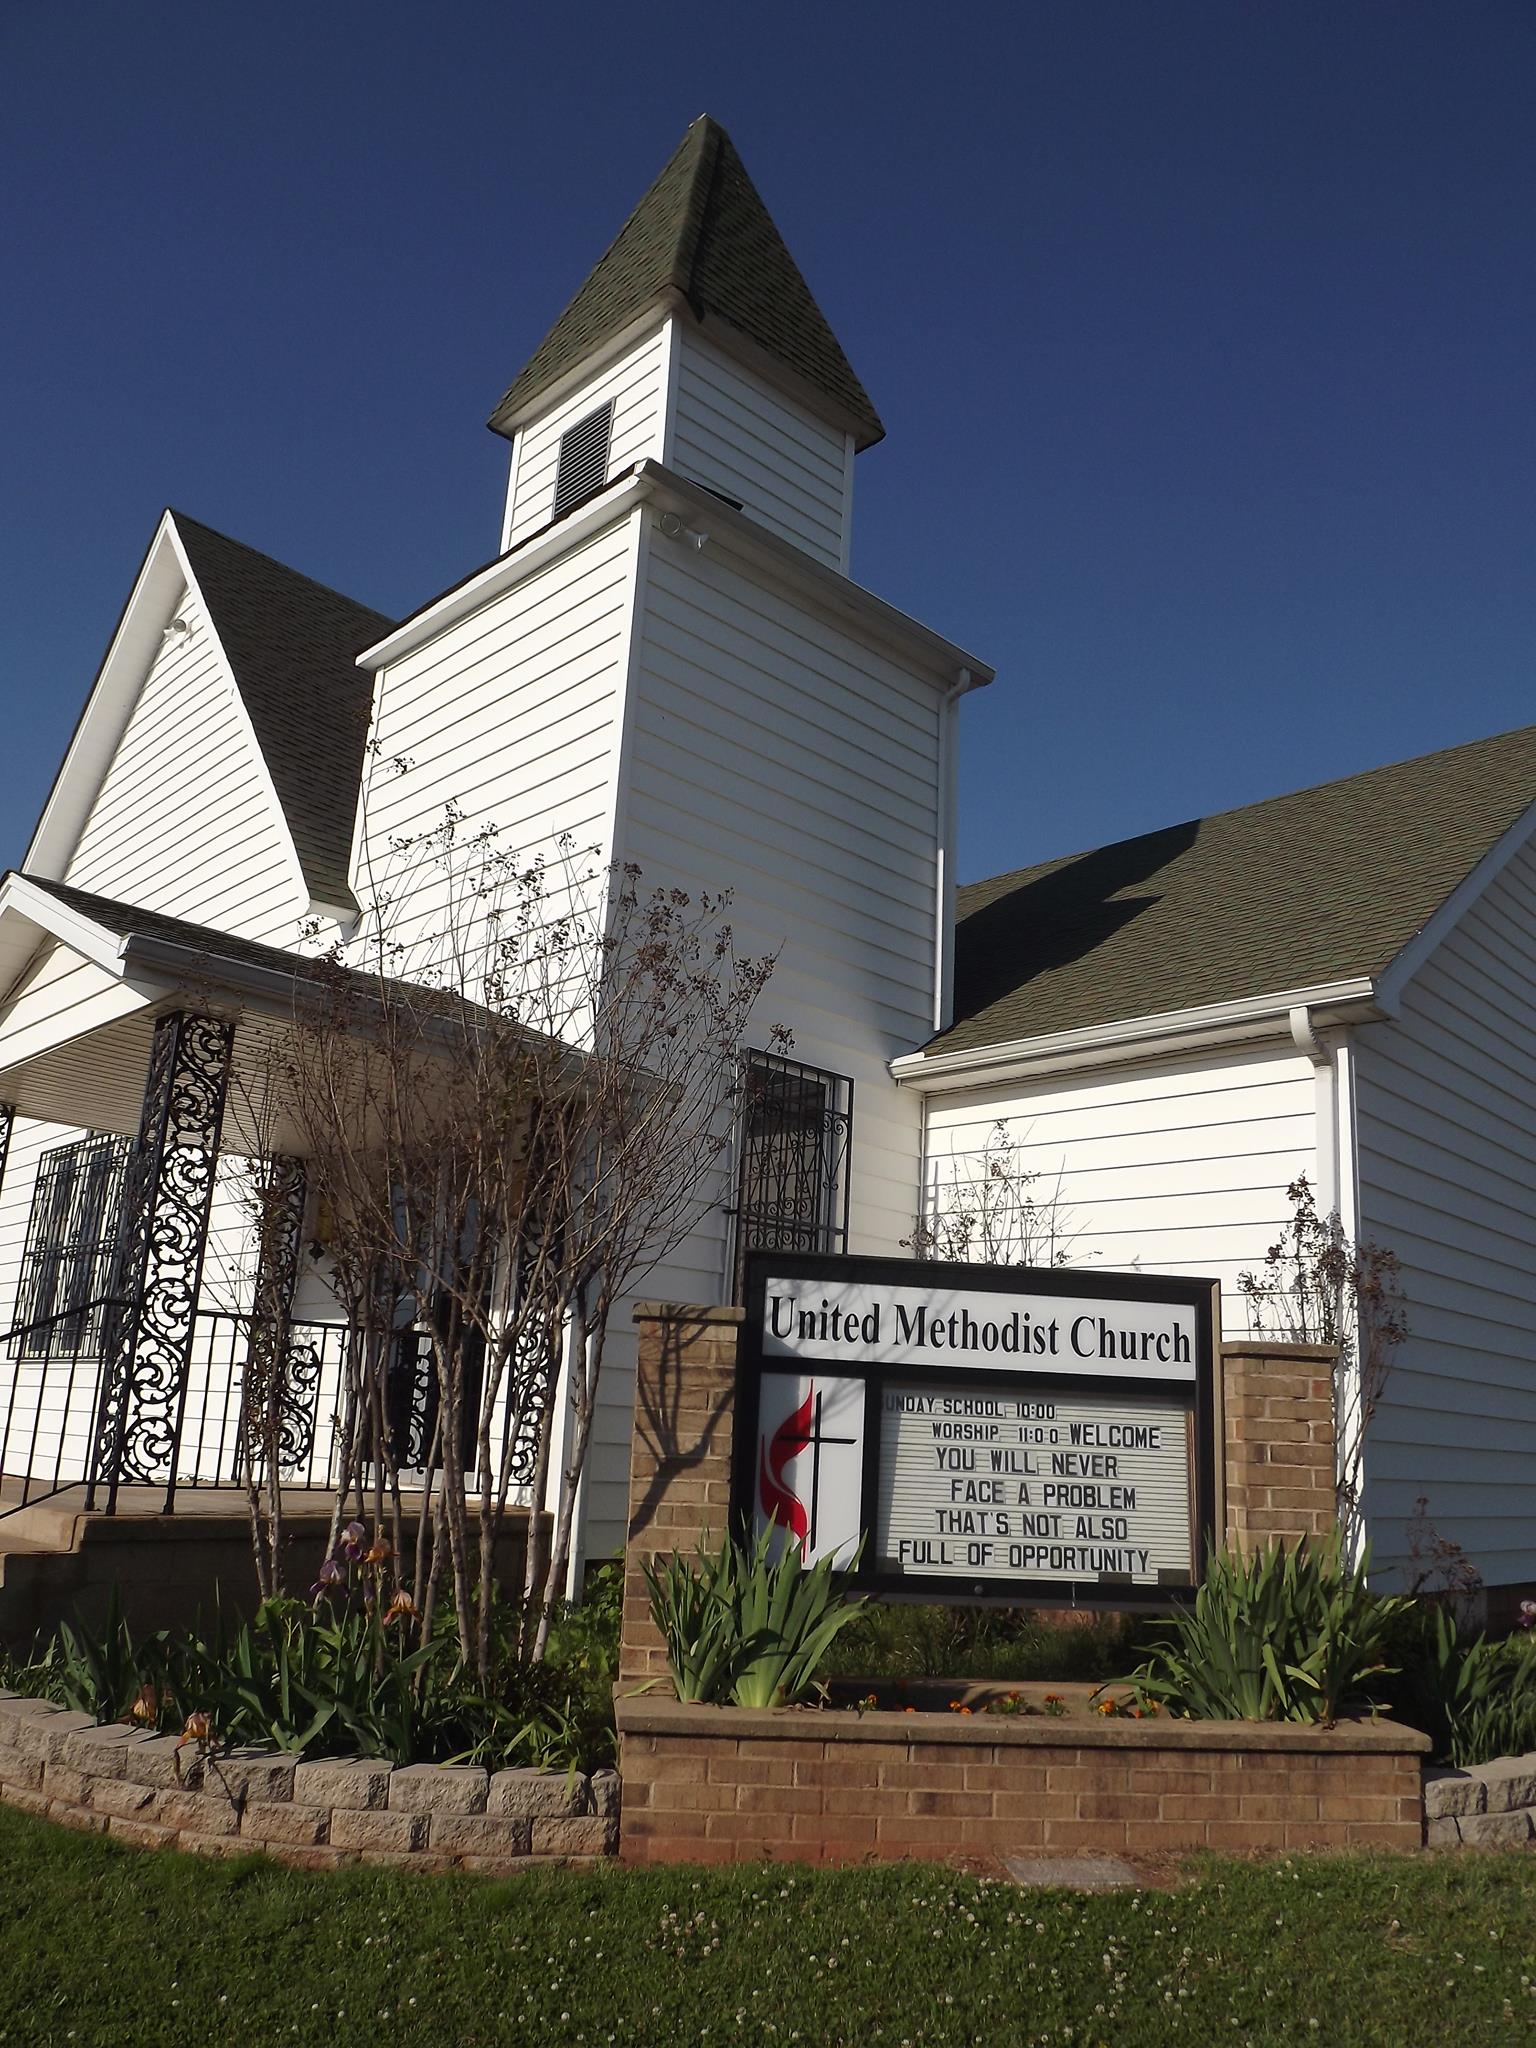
[734, 1252, 1219, 1606]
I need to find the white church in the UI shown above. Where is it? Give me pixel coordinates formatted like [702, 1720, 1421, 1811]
[2, 116, 1534, 1603]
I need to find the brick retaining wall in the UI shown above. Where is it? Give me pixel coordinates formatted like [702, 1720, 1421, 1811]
[617, 1696, 1428, 1867]
[0, 1692, 618, 1872]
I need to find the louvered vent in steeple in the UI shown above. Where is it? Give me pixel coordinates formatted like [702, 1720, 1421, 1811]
[552, 401, 615, 520]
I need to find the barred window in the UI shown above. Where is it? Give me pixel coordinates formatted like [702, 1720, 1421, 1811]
[12, 1133, 130, 1359]
[730, 1051, 853, 1298]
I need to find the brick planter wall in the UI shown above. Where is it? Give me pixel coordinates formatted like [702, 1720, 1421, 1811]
[1221, 1341, 1338, 1548]
[617, 1696, 1428, 1868]
[0, 1693, 619, 1872]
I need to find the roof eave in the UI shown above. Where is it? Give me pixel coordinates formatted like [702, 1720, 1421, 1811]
[359, 459, 994, 688]
[892, 978, 1383, 1092]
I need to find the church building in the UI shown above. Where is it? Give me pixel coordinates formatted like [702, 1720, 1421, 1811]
[1, 116, 1533, 1606]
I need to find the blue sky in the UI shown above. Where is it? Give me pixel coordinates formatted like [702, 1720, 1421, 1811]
[3, 2, 1534, 885]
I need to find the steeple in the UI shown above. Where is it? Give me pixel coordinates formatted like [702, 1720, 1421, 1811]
[489, 115, 884, 450]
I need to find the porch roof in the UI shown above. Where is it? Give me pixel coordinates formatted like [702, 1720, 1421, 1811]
[0, 874, 566, 1149]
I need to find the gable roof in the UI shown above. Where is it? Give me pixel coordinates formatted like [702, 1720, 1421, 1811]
[938, 723, 1536, 1057]
[488, 115, 884, 449]
[170, 514, 392, 912]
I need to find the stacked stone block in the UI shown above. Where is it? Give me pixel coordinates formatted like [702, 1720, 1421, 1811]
[1425, 1755, 1536, 1848]
[0, 1692, 618, 1870]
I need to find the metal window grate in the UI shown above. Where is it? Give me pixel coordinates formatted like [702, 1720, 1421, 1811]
[730, 1051, 853, 1298]
[552, 401, 615, 520]
[13, 1133, 130, 1360]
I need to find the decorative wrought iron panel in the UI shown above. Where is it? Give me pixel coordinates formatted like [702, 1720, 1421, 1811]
[13, 1133, 131, 1360]
[729, 1051, 853, 1299]
[91, 1011, 234, 1509]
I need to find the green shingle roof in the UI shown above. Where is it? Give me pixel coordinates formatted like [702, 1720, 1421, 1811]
[172, 514, 391, 914]
[939, 724, 1536, 1056]
[488, 115, 884, 449]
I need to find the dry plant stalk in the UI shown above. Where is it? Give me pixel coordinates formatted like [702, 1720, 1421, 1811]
[907, 1120, 1084, 1269]
[260, 814, 775, 1677]
[1238, 1174, 1407, 1550]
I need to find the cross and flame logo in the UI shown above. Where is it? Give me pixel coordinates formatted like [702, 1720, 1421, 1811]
[757, 1382, 857, 1560]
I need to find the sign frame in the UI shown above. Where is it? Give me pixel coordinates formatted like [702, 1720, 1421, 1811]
[734, 1250, 1221, 1609]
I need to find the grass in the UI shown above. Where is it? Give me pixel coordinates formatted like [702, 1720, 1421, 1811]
[0, 1805, 1533, 2045]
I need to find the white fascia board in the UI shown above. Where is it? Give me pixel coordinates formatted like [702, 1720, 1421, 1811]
[490, 303, 675, 440]
[889, 977, 1381, 1093]
[24, 514, 186, 880]
[358, 475, 650, 671]
[638, 463, 994, 689]
[162, 517, 315, 915]
[0, 874, 137, 981]
[358, 461, 996, 692]
[1374, 792, 1536, 1014]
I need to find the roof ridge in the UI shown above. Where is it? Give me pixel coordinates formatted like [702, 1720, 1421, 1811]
[167, 509, 393, 624]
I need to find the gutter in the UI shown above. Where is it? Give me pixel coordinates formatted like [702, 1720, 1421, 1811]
[890, 977, 1383, 1092]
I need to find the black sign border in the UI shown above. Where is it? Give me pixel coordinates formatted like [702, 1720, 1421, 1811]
[734, 1250, 1220, 1610]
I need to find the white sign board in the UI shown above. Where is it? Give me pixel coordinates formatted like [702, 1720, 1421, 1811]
[738, 1254, 1216, 1604]
[761, 1276, 1197, 1382]
[875, 1384, 1193, 1586]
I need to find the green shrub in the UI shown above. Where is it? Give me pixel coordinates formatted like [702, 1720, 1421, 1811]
[1379, 1601, 1536, 1766]
[643, 1527, 866, 1708]
[0, 1573, 617, 1773]
[1125, 1536, 1407, 1722]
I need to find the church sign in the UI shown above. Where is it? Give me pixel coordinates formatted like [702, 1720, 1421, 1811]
[735, 1252, 1219, 1606]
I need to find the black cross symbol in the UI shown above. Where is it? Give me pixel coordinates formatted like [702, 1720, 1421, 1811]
[778, 1385, 858, 1554]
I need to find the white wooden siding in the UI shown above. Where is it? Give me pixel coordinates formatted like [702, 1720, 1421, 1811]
[921, 1048, 1319, 1335]
[670, 330, 850, 570]
[357, 518, 636, 988]
[64, 587, 307, 946]
[1354, 831, 1536, 1589]
[569, 536, 949, 1555]
[502, 328, 670, 552]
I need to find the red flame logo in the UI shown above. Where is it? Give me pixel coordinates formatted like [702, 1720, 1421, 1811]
[759, 1388, 813, 1555]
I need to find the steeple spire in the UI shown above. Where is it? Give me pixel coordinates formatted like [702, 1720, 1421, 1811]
[489, 115, 884, 449]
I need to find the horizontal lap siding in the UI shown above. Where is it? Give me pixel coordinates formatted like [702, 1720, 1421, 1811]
[573, 543, 945, 1558]
[64, 590, 306, 946]
[1355, 832, 1536, 1587]
[358, 521, 634, 973]
[670, 332, 848, 570]
[504, 330, 668, 551]
[922, 1049, 1318, 1334]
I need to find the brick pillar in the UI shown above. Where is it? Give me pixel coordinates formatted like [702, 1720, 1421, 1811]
[1221, 1341, 1338, 1549]
[619, 1303, 743, 1688]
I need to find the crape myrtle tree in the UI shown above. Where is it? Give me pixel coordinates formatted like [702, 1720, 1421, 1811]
[243, 808, 777, 1679]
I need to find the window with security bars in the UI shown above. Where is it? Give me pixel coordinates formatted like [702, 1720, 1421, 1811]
[551, 400, 615, 520]
[12, 1133, 131, 1359]
[730, 1051, 853, 1298]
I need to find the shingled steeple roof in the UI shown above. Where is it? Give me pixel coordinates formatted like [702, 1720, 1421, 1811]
[488, 115, 884, 450]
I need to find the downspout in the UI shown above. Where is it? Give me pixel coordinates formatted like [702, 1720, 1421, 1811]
[933, 669, 981, 1034]
[1289, 1005, 1364, 1562]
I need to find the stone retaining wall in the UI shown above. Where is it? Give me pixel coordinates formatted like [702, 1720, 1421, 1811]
[617, 1696, 1429, 1868]
[0, 1692, 618, 1872]
[1425, 1753, 1536, 1848]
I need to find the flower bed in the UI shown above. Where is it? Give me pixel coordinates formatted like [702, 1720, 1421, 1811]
[0, 1692, 618, 1872]
[616, 1694, 1429, 1868]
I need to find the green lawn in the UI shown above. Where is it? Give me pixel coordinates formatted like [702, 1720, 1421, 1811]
[0, 1806, 1533, 2046]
